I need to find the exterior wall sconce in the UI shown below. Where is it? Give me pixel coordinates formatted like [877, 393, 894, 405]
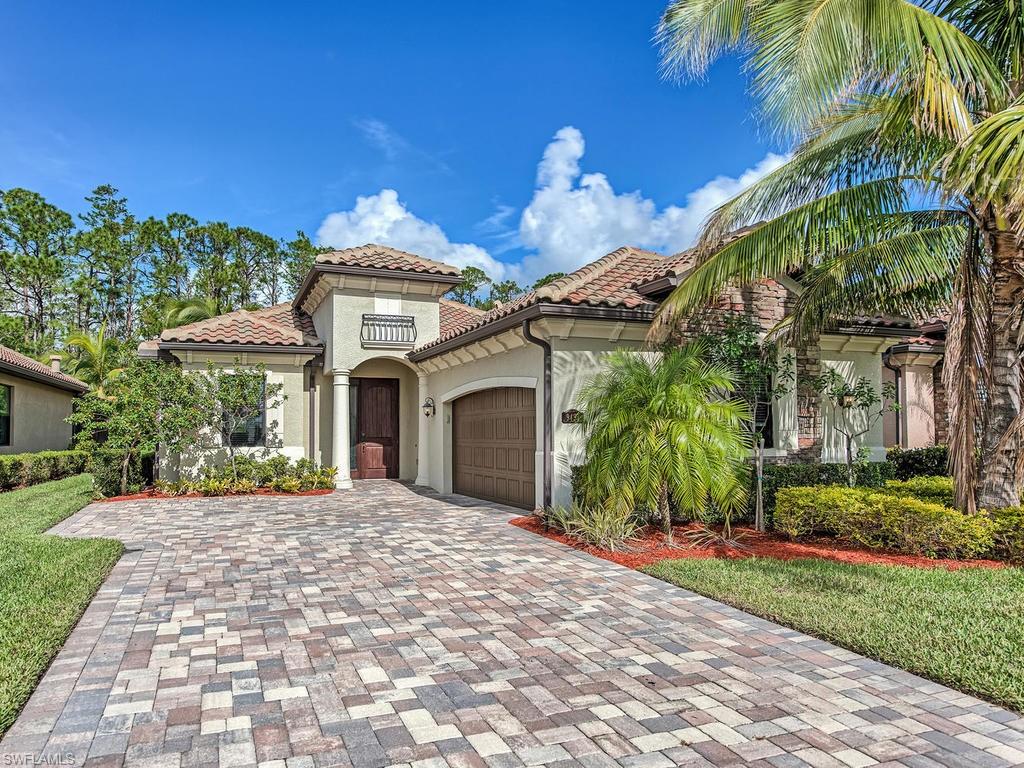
[840, 392, 856, 408]
[422, 397, 436, 417]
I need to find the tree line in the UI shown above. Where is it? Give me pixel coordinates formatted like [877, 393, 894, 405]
[449, 266, 565, 310]
[0, 185, 323, 358]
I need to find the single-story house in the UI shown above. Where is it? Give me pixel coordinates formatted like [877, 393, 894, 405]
[140, 243, 946, 510]
[0, 344, 88, 454]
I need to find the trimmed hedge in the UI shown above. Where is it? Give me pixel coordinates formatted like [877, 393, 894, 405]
[887, 445, 949, 480]
[756, 461, 894, 528]
[880, 476, 954, 507]
[0, 451, 89, 491]
[775, 485, 994, 559]
[989, 506, 1024, 564]
[86, 451, 155, 497]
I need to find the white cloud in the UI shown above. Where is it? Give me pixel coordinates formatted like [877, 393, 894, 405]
[314, 127, 787, 285]
[519, 126, 788, 277]
[352, 118, 408, 161]
[316, 188, 514, 279]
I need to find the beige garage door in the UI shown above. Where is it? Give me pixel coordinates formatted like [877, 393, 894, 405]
[452, 387, 536, 510]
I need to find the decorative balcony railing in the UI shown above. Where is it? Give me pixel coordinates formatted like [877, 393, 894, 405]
[360, 314, 417, 347]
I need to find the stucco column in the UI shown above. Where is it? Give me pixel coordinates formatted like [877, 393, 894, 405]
[415, 371, 430, 486]
[331, 369, 353, 489]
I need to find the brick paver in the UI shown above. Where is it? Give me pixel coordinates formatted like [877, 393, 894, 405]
[3, 481, 1023, 768]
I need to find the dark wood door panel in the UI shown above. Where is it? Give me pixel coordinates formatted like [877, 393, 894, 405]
[355, 377, 399, 479]
[452, 387, 536, 510]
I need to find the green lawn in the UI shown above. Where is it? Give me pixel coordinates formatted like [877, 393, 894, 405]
[643, 557, 1024, 711]
[0, 475, 122, 736]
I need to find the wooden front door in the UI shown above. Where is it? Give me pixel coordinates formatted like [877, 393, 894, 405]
[353, 378, 399, 479]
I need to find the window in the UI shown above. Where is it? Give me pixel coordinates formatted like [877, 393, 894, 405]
[752, 376, 774, 449]
[221, 380, 266, 448]
[0, 385, 9, 446]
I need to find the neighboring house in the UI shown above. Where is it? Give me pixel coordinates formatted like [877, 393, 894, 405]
[140, 243, 945, 510]
[0, 345, 88, 454]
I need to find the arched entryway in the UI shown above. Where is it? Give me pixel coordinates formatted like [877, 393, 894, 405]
[347, 357, 419, 480]
[451, 386, 536, 509]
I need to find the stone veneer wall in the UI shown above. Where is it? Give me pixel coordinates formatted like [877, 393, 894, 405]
[933, 362, 949, 445]
[667, 278, 824, 464]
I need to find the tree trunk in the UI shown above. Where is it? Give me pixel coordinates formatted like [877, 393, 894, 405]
[755, 437, 765, 532]
[845, 436, 856, 488]
[120, 452, 132, 497]
[659, 482, 672, 544]
[977, 224, 1023, 509]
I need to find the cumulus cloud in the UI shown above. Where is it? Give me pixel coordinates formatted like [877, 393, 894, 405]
[315, 126, 787, 284]
[316, 188, 514, 279]
[519, 126, 788, 276]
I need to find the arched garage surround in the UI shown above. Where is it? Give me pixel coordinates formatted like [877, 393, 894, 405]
[438, 376, 542, 509]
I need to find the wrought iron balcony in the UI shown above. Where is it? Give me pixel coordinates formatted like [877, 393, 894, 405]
[360, 314, 417, 348]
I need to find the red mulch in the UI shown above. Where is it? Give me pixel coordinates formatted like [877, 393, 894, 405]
[509, 515, 1004, 571]
[99, 488, 334, 503]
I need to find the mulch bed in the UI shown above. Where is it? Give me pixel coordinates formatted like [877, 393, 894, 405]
[509, 515, 1004, 571]
[99, 488, 334, 503]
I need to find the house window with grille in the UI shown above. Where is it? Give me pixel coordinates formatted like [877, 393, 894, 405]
[0, 385, 10, 446]
[221, 380, 266, 447]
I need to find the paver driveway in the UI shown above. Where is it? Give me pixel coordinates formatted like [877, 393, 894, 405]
[3, 482, 1024, 768]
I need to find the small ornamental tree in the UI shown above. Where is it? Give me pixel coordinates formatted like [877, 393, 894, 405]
[69, 359, 208, 495]
[198, 360, 285, 481]
[813, 370, 899, 487]
[575, 343, 751, 544]
[702, 314, 794, 531]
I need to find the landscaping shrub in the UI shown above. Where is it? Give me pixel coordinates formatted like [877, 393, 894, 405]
[152, 457, 338, 497]
[880, 476, 954, 506]
[86, 450, 151, 497]
[755, 461, 893, 528]
[539, 503, 642, 551]
[886, 445, 949, 480]
[988, 506, 1024, 564]
[0, 451, 89, 491]
[775, 485, 994, 559]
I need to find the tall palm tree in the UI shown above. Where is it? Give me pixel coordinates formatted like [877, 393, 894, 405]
[575, 343, 751, 543]
[656, 0, 1024, 511]
[65, 324, 123, 396]
[160, 296, 220, 330]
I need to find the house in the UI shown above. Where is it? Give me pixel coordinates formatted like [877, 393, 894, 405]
[0, 344, 88, 454]
[139, 243, 945, 510]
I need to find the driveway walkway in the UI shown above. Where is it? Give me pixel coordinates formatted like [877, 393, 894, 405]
[3, 482, 1024, 768]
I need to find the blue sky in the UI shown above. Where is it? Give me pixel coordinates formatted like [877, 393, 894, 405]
[1, 1, 784, 283]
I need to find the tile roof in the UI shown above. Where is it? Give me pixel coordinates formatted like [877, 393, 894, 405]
[158, 303, 322, 348]
[416, 246, 664, 354]
[439, 299, 486, 337]
[316, 244, 461, 277]
[0, 345, 87, 392]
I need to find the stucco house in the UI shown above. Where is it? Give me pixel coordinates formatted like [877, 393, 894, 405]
[139, 243, 946, 510]
[0, 344, 88, 454]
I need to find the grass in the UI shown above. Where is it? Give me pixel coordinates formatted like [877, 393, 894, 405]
[0, 475, 122, 736]
[642, 557, 1024, 711]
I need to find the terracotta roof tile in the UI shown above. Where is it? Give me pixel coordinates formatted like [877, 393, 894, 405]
[317, 243, 460, 276]
[439, 299, 485, 337]
[158, 303, 322, 348]
[0, 345, 87, 392]
[416, 246, 663, 354]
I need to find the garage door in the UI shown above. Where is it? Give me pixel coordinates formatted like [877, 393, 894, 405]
[453, 387, 536, 509]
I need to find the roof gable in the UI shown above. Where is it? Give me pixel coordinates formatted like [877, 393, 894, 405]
[0, 345, 88, 393]
[157, 303, 321, 348]
[414, 246, 664, 356]
[316, 244, 460, 276]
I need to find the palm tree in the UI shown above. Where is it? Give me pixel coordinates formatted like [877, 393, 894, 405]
[65, 324, 123, 396]
[160, 296, 220, 330]
[575, 343, 752, 543]
[656, 0, 1024, 512]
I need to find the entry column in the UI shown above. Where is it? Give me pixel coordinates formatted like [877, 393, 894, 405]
[415, 370, 430, 486]
[331, 369, 353, 489]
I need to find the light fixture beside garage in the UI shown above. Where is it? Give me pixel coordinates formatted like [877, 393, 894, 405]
[421, 397, 436, 417]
